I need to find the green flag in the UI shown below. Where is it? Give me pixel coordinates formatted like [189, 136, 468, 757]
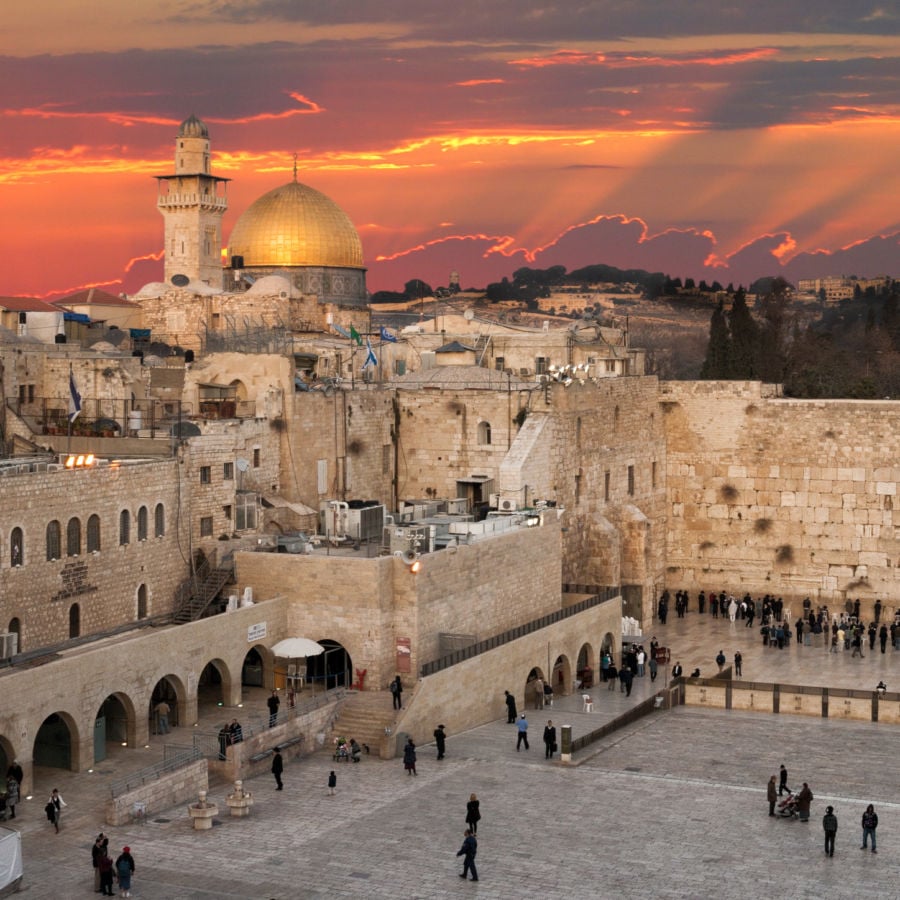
[349, 325, 362, 346]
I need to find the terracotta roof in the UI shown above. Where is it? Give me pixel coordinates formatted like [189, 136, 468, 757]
[0, 296, 61, 313]
[52, 288, 138, 308]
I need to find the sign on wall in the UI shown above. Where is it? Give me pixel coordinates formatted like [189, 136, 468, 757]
[247, 622, 267, 643]
[396, 637, 411, 673]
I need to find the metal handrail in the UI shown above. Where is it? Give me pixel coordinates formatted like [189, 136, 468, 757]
[109, 745, 202, 798]
[420, 588, 619, 677]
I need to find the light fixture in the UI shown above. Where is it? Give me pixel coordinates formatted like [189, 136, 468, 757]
[410, 559, 421, 574]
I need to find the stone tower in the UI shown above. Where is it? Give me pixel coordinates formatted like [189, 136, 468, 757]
[155, 114, 229, 288]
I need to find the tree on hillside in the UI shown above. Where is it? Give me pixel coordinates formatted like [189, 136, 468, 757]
[756, 277, 792, 383]
[404, 279, 433, 299]
[700, 299, 731, 379]
[728, 289, 759, 378]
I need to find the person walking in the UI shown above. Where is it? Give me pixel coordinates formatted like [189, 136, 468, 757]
[504, 690, 517, 723]
[779, 764, 790, 796]
[456, 829, 478, 881]
[823, 805, 838, 857]
[45, 788, 65, 833]
[861, 803, 878, 852]
[543, 720, 557, 759]
[391, 675, 403, 710]
[115, 846, 135, 898]
[266, 690, 280, 727]
[606, 662, 618, 689]
[734, 651, 743, 677]
[403, 737, 417, 775]
[648, 656, 658, 682]
[767, 775, 777, 816]
[797, 782, 813, 822]
[516, 713, 530, 751]
[271, 748, 284, 790]
[4, 775, 18, 820]
[716, 650, 726, 672]
[327, 770, 337, 796]
[434, 724, 447, 760]
[465, 793, 481, 834]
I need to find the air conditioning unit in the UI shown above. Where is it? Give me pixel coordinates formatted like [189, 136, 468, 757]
[499, 498, 519, 511]
[0, 632, 18, 659]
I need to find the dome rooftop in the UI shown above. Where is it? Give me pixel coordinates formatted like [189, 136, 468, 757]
[178, 114, 208, 139]
[227, 181, 364, 270]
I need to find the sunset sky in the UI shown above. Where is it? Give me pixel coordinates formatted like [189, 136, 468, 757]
[3, 1, 900, 298]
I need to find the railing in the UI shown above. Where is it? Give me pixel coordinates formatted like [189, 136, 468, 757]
[571, 688, 674, 754]
[108, 745, 202, 798]
[193, 686, 347, 758]
[420, 587, 619, 677]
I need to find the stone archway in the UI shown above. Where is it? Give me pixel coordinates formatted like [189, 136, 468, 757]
[524, 666, 547, 710]
[306, 639, 352, 691]
[94, 692, 137, 762]
[575, 642, 595, 690]
[0, 734, 15, 783]
[34, 711, 79, 772]
[241, 646, 268, 688]
[198, 658, 233, 710]
[150, 674, 186, 734]
[551, 654, 573, 696]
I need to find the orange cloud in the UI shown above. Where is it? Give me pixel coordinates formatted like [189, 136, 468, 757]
[510, 47, 778, 69]
[124, 249, 163, 272]
[455, 79, 505, 87]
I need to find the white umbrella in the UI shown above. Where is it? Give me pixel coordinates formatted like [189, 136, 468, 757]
[271, 637, 325, 657]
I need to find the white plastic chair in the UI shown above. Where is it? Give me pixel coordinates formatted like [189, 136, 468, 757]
[582, 694, 594, 713]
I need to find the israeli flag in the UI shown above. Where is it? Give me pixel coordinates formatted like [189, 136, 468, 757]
[379, 325, 398, 343]
[67, 367, 82, 422]
[362, 337, 378, 370]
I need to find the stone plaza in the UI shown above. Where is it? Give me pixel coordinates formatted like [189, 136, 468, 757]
[9, 612, 899, 899]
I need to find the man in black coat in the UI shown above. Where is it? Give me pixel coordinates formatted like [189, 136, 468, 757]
[433, 724, 447, 760]
[456, 829, 478, 881]
[504, 690, 517, 723]
[272, 748, 284, 790]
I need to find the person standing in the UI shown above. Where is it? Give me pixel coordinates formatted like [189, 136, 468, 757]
[779, 764, 790, 796]
[92, 833, 109, 892]
[516, 713, 529, 751]
[767, 775, 777, 816]
[880, 624, 889, 653]
[46, 788, 65, 833]
[115, 846, 135, 898]
[97, 850, 115, 896]
[543, 720, 557, 759]
[620, 666, 633, 697]
[267, 690, 280, 727]
[734, 651, 743, 677]
[861, 803, 878, 852]
[716, 650, 726, 671]
[456, 829, 478, 881]
[606, 662, 618, 689]
[434, 724, 447, 760]
[648, 656, 658, 682]
[797, 782, 813, 822]
[271, 748, 284, 790]
[391, 675, 403, 710]
[403, 737, 417, 775]
[327, 770, 337, 796]
[533, 676, 544, 709]
[504, 690, 517, 723]
[672, 661, 683, 679]
[154, 699, 170, 734]
[823, 805, 838, 857]
[5, 775, 18, 820]
[5, 761, 22, 794]
[636, 648, 646, 677]
[465, 793, 481, 834]
[874, 599, 882, 624]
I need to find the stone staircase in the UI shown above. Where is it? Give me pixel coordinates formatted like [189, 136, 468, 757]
[328, 691, 398, 756]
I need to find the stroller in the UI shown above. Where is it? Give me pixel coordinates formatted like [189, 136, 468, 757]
[777, 792, 799, 818]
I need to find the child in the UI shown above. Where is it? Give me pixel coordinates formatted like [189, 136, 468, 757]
[328, 770, 336, 796]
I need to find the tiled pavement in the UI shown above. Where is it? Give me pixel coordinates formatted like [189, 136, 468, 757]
[8, 610, 899, 898]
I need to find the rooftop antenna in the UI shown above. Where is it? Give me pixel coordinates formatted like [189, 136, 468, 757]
[293, 153, 298, 183]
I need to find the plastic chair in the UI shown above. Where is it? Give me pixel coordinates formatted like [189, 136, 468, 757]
[582, 694, 594, 713]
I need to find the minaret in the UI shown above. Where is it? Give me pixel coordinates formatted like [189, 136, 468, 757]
[155, 114, 229, 288]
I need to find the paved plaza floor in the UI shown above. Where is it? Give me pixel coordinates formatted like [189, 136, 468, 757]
[8, 610, 900, 899]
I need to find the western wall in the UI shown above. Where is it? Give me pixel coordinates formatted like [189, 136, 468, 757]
[662, 380, 900, 615]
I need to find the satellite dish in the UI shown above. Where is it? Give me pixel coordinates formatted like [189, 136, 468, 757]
[171, 274, 190, 287]
[236, 458, 250, 472]
[463, 308, 475, 321]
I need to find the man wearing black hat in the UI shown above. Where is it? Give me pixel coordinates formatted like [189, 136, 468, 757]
[433, 724, 447, 760]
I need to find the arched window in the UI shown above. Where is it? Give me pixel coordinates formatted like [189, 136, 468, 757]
[119, 510, 130, 546]
[137, 506, 148, 541]
[154, 503, 165, 537]
[576, 417, 582, 447]
[10, 527, 23, 567]
[68, 603, 80, 639]
[137, 584, 148, 619]
[46, 520, 61, 561]
[87, 514, 101, 552]
[8, 618, 21, 654]
[477, 421, 492, 445]
[614, 405, 620, 430]
[66, 517, 81, 556]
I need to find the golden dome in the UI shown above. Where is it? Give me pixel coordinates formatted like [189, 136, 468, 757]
[227, 181, 363, 269]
